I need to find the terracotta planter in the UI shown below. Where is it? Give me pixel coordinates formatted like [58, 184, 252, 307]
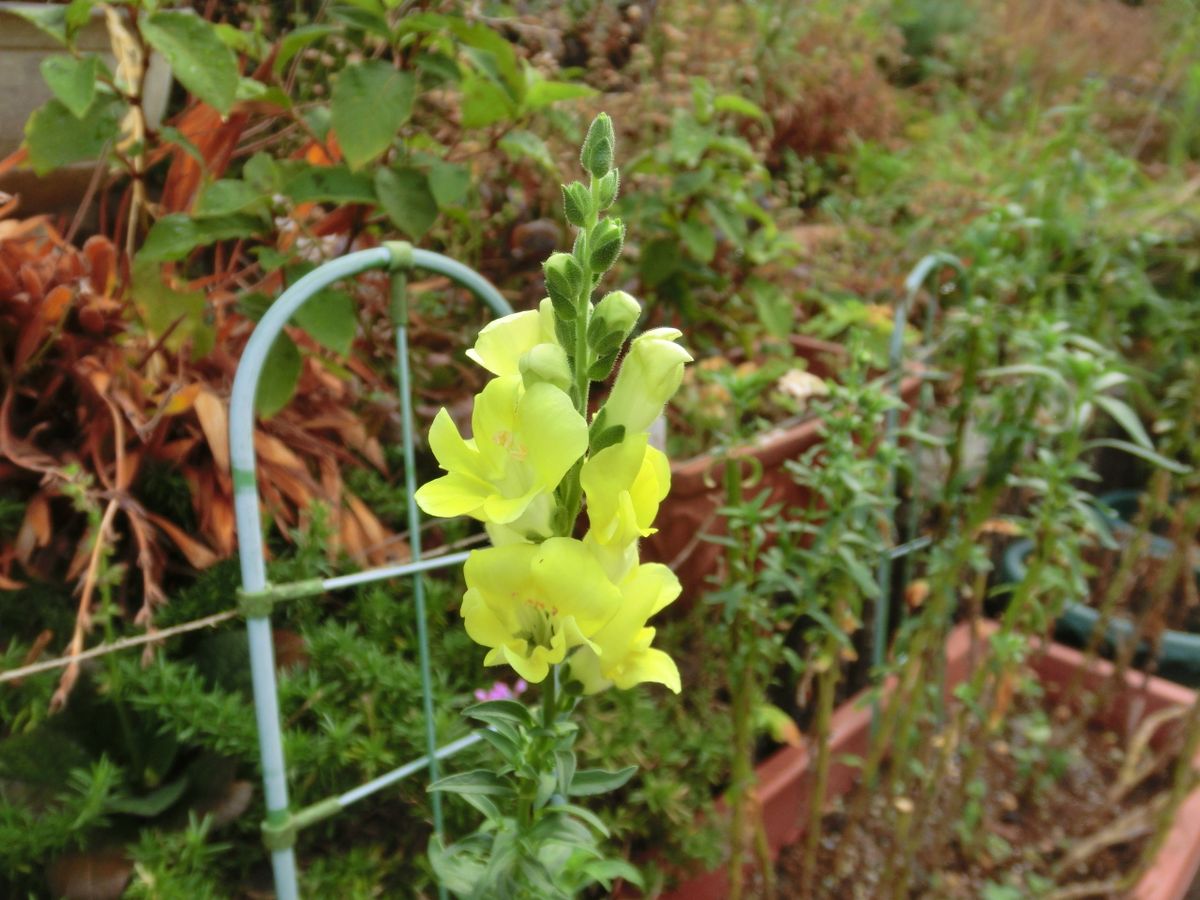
[644, 336, 924, 602]
[660, 622, 1200, 899]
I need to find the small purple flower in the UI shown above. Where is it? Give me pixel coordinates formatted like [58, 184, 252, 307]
[474, 679, 528, 702]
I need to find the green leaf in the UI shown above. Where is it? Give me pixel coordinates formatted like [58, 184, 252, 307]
[713, 93, 768, 120]
[330, 61, 414, 170]
[460, 69, 516, 128]
[234, 78, 292, 109]
[679, 216, 716, 264]
[374, 167, 438, 238]
[428, 160, 471, 208]
[142, 12, 240, 115]
[283, 165, 376, 205]
[554, 750, 576, 795]
[477, 728, 520, 762]
[747, 277, 793, 339]
[40, 54, 101, 118]
[639, 238, 682, 289]
[194, 179, 268, 217]
[138, 213, 261, 263]
[257, 333, 302, 418]
[428, 769, 513, 796]
[1082, 439, 1189, 475]
[7, 5, 68, 44]
[273, 24, 335, 74]
[464, 700, 534, 729]
[294, 290, 357, 355]
[499, 130, 554, 170]
[131, 260, 212, 358]
[568, 766, 636, 797]
[106, 777, 189, 818]
[24, 98, 120, 175]
[1094, 394, 1153, 451]
[583, 859, 643, 889]
[524, 76, 597, 110]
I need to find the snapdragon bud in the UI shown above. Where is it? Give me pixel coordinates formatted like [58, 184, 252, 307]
[520, 343, 572, 392]
[543, 252, 583, 320]
[602, 328, 693, 434]
[597, 168, 619, 210]
[592, 291, 641, 343]
[589, 218, 625, 274]
[562, 182, 591, 228]
[581, 113, 615, 179]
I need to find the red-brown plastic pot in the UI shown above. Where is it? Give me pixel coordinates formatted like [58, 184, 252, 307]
[644, 336, 924, 603]
[658, 622, 1200, 899]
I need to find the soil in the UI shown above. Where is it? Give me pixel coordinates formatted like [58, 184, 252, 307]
[775, 697, 1176, 898]
[1084, 545, 1200, 635]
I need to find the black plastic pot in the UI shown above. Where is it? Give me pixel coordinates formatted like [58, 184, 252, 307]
[1001, 535, 1200, 686]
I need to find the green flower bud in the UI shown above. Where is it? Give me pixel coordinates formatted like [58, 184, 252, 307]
[520, 343, 573, 392]
[543, 252, 583, 320]
[589, 218, 625, 273]
[602, 328, 693, 434]
[562, 182, 591, 228]
[592, 290, 641, 343]
[581, 113, 615, 178]
[597, 168, 619, 210]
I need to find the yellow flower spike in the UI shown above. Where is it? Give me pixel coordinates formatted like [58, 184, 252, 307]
[581, 434, 670, 548]
[568, 561, 682, 694]
[461, 538, 624, 684]
[602, 327, 693, 435]
[414, 377, 587, 528]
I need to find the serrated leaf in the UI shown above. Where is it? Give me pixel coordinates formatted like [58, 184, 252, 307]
[568, 766, 636, 797]
[1094, 394, 1153, 451]
[375, 166, 438, 238]
[257, 334, 302, 418]
[7, 5, 68, 44]
[283, 165, 376, 204]
[142, 12, 239, 115]
[40, 54, 102, 118]
[294, 290, 357, 355]
[274, 24, 336, 74]
[194, 179, 267, 217]
[428, 769, 513, 796]
[428, 160, 470, 207]
[24, 98, 120, 175]
[137, 213, 261, 263]
[130, 260, 212, 358]
[331, 61, 414, 169]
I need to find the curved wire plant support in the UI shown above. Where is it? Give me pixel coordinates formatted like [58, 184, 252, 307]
[228, 243, 511, 899]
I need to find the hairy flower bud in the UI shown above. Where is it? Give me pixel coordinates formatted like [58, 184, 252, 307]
[543, 252, 583, 319]
[581, 113, 615, 178]
[592, 290, 641, 343]
[602, 328, 693, 435]
[562, 181, 591, 228]
[589, 218, 625, 274]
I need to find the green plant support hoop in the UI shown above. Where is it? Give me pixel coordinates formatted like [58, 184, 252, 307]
[1001, 537, 1200, 687]
[228, 242, 511, 900]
